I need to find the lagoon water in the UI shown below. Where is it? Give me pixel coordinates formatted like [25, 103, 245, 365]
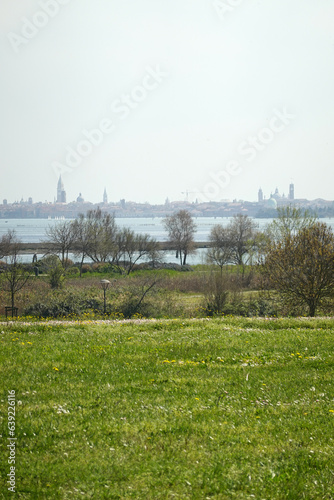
[1, 217, 333, 265]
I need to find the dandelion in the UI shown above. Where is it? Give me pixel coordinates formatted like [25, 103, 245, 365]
[53, 367, 59, 371]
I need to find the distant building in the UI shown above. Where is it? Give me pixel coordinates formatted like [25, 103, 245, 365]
[266, 196, 277, 209]
[3, 199, 7, 205]
[103, 188, 108, 204]
[57, 176, 66, 203]
[257, 184, 294, 205]
[76, 193, 84, 203]
[289, 183, 294, 200]
[258, 188, 263, 203]
[272, 187, 282, 201]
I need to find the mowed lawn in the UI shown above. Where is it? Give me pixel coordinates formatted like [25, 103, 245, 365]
[0, 317, 334, 499]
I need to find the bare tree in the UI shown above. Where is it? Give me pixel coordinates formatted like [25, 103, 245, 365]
[207, 224, 233, 274]
[0, 231, 30, 310]
[71, 214, 92, 277]
[228, 214, 259, 268]
[118, 274, 160, 318]
[45, 220, 76, 268]
[0, 230, 17, 260]
[163, 210, 197, 265]
[114, 228, 161, 274]
[214, 215, 259, 283]
[84, 208, 118, 263]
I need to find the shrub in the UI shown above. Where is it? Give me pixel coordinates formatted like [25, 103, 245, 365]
[38, 255, 59, 274]
[23, 289, 105, 318]
[49, 261, 66, 289]
[24, 291, 82, 318]
[203, 272, 229, 316]
[67, 266, 80, 276]
[81, 264, 92, 274]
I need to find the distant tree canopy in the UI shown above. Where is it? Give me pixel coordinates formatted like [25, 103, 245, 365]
[163, 210, 197, 266]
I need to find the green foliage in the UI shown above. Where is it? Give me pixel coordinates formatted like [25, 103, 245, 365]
[48, 259, 66, 289]
[262, 222, 334, 316]
[38, 254, 59, 273]
[66, 266, 79, 276]
[266, 205, 317, 242]
[80, 263, 92, 274]
[24, 289, 103, 318]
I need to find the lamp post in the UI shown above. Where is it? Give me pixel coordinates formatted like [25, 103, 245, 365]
[100, 279, 111, 315]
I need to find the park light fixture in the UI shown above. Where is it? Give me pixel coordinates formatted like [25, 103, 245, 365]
[100, 279, 111, 314]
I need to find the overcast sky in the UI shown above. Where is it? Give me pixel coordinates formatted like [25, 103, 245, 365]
[1, 0, 334, 205]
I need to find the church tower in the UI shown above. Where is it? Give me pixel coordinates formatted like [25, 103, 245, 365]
[57, 176, 66, 203]
[258, 187, 264, 203]
[103, 188, 108, 204]
[288, 183, 294, 200]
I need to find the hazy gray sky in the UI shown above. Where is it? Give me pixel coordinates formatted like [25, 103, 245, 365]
[1, 0, 334, 204]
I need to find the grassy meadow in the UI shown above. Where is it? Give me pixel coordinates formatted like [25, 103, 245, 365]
[0, 317, 334, 499]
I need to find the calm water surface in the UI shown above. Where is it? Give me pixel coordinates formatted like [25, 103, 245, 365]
[1, 217, 333, 265]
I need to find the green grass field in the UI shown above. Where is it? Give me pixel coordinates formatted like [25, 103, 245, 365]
[1, 317, 334, 499]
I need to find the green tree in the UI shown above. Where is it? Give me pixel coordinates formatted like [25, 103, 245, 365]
[266, 205, 316, 242]
[261, 222, 334, 317]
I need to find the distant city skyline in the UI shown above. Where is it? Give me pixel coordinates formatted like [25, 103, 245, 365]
[1, 1, 334, 205]
[3, 178, 334, 206]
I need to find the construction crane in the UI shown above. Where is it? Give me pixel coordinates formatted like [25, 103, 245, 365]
[181, 191, 210, 202]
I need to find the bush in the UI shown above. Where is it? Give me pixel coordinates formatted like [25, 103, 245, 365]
[23, 289, 105, 318]
[24, 290, 82, 318]
[63, 258, 74, 269]
[49, 261, 66, 289]
[203, 272, 229, 316]
[38, 255, 59, 274]
[91, 263, 105, 272]
[81, 264, 92, 274]
[67, 266, 79, 276]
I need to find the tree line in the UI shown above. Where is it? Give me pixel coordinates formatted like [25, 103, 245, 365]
[1, 206, 334, 317]
[45, 208, 162, 276]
